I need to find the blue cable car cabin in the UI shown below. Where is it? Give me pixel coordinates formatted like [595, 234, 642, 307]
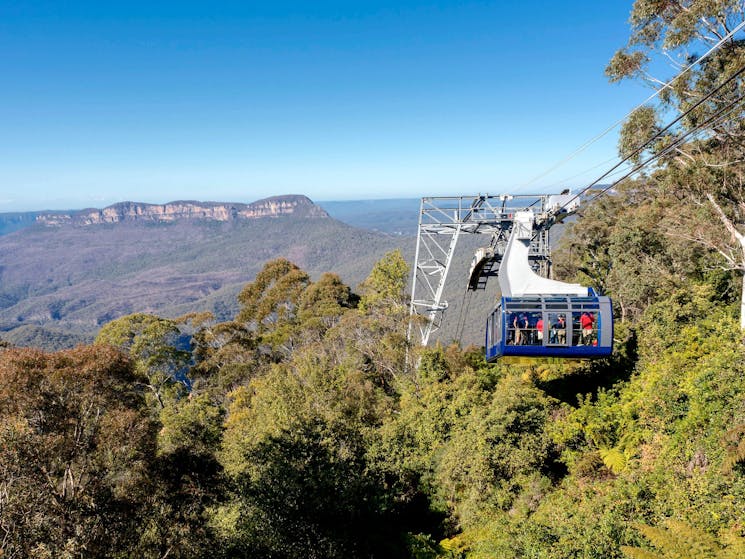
[485, 294, 613, 362]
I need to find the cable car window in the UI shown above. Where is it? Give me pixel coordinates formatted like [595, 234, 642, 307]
[531, 312, 545, 345]
[486, 314, 492, 348]
[488, 310, 500, 349]
[547, 312, 567, 345]
[506, 312, 516, 345]
[546, 304, 568, 309]
[488, 314, 493, 348]
[519, 311, 541, 346]
[571, 313, 582, 346]
[508, 312, 531, 345]
[506, 303, 541, 310]
[495, 311, 502, 347]
[571, 311, 597, 346]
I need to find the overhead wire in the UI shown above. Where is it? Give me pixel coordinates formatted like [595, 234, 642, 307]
[515, 19, 745, 192]
[582, 91, 745, 207]
[545, 154, 626, 187]
[454, 288, 472, 343]
[453, 287, 468, 341]
[547, 157, 633, 190]
[558, 62, 745, 212]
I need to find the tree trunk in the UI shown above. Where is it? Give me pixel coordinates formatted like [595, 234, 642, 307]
[705, 193, 745, 330]
[741, 274, 745, 331]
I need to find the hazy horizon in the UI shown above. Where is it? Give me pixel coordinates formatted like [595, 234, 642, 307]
[0, 193, 428, 214]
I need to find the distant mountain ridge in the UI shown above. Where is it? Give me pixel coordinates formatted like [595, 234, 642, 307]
[35, 194, 327, 226]
[0, 199, 413, 349]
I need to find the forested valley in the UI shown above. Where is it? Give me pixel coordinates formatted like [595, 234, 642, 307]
[3, 1, 745, 558]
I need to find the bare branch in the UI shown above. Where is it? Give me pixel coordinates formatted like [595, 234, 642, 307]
[703, 159, 745, 168]
[643, 71, 676, 89]
[662, 49, 685, 69]
[707, 192, 745, 248]
[674, 146, 696, 162]
[700, 16, 725, 41]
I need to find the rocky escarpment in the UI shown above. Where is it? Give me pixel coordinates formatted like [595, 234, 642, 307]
[36, 195, 329, 226]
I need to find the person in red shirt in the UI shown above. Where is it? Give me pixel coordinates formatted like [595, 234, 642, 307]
[580, 312, 595, 344]
[536, 316, 544, 343]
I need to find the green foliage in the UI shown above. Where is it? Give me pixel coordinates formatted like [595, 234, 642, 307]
[618, 106, 661, 163]
[95, 313, 191, 409]
[406, 533, 454, 559]
[237, 258, 310, 331]
[229, 418, 411, 559]
[217, 335, 421, 557]
[0, 346, 157, 558]
[137, 445, 225, 559]
[190, 320, 257, 395]
[233, 260, 362, 368]
[434, 374, 558, 520]
[599, 447, 628, 474]
[622, 519, 745, 559]
[358, 249, 409, 313]
[159, 393, 225, 454]
[297, 272, 358, 343]
[93, 314, 230, 558]
[722, 423, 745, 474]
[606, 49, 648, 82]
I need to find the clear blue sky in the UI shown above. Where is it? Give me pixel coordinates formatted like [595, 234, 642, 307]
[0, 1, 650, 211]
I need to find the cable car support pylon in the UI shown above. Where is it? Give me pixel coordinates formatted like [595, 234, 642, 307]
[408, 193, 578, 347]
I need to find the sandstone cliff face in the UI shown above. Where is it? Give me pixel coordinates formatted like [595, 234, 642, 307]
[37, 195, 328, 226]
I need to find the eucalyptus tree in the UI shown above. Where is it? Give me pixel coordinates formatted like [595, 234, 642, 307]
[237, 258, 311, 359]
[96, 313, 191, 410]
[0, 346, 157, 557]
[608, 0, 745, 326]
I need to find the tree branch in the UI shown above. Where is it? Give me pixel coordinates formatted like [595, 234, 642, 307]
[700, 16, 725, 41]
[707, 192, 745, 249]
